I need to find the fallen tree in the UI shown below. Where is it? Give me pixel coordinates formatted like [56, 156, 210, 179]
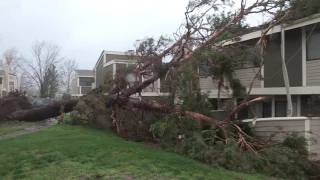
[0, 0, 300, 147]
[0, 90, 32, 121]
[2, 1, 320, 178]
[1, 0, 293, 143]
[7, 99, 79, 122]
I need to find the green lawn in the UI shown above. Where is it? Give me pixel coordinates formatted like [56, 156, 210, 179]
[0, 127, 24, 136]
[0, 125, 275, 180]
[0, 121, 35, 136]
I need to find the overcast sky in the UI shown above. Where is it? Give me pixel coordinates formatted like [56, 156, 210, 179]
[0, 0, 264, 70]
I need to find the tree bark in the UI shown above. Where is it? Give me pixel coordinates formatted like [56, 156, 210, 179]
[7, 99, 79, 121]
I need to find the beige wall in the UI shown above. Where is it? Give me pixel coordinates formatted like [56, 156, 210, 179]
[245, 117, 320, 160]
[306, 60, 320, 86]
[199, 77, 218, 91]
[249, 119, 305, 141]
[199, 67, 261, 91]
[234, 68, 261, 88]
[310, 119, 320, 159]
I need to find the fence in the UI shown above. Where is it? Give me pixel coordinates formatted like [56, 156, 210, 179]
[242, 117, 320, 160]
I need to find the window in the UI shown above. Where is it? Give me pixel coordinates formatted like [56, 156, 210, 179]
[262, 102, 272, 118]
[79, 81, 92, 86]
[199, 63, 213, 76]
[236, 99, 272, 119]
[307, 30, 320, 61]
[116, 63, 127, 72]
[275, 101, 287, 117]
[235, 47, 260, 70]
[0, 77, 2, 84]
[209, 98, 227, 110]
[79, 77, 94, 86]
[275, 101, 297, 117]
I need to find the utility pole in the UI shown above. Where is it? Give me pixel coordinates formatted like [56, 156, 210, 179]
[281, 26, 293, 117]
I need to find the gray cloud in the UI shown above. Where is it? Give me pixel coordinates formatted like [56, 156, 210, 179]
[0, 0, 263, 69]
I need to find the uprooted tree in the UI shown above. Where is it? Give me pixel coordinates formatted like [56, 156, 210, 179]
[1, 0, 320, 178]
[0, 0, 308, 147]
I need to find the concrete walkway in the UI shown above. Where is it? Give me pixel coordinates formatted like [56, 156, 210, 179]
[0, 118, 57, 140]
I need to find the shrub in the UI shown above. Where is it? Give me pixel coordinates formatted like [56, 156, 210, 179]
[66, 111, 91, 125]
[262, 146, 308, 180]
[62, 93, 71, 100]
[283, 131, 308, 156]
[153, 114, 319, 180]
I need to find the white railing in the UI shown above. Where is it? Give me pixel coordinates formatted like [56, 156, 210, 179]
[242, 116, 308, 122]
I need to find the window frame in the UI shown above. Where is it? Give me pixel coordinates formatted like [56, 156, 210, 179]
[235, 47, 260, 70]
[306, 29, 320, 61]
[79, 77, 94, 87]
[199, 62, 213, 77]
[275, 101, 297, 117]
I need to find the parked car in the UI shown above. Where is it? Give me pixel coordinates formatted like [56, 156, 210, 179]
[32, 98, 56, 108]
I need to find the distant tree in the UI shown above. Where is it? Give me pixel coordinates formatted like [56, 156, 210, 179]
[18, 41, 63, 98]
[1, 48, 20, 69]
[61, 59, 77, 94]
[43, 64, 60, 98]
[62, 93, 72, 100]
[19, 72, 35, 92]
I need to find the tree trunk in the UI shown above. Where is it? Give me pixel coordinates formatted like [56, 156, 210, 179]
[7, 99, 79, 121]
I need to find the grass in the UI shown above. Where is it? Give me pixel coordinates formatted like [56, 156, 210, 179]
[62, 113, 72, 124]
[0, 127, 24, 136]
[0, 121, 35, 136]
[0, 125, 275, 180]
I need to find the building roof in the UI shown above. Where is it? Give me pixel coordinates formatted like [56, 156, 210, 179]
[75, 69, 94, 77]
[221, 13, 320, 46]
[94, 50, 136, 71]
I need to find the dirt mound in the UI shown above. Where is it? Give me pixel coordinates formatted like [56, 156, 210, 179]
[0, 91, 32, 121]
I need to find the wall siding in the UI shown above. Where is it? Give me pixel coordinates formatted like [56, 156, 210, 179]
[310, 120, 320, 158]
[247, 118, 320, 159]
[199, 77, 218, 91]
[306, 59, 320, 86]
[71, 78, 78, 94]
[235, 68, 261, 88]
[95, 55, 104, 88]
[249, 120, 305, 141]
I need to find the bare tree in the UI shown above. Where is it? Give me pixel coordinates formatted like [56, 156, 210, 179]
[60, 59, 77, 94]
[17, 40, 63, 98]
[19, 71, 35, 92]
[1, 48, 20, 67]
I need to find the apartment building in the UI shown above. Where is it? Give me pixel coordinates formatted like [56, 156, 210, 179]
[199, 13, 320, 119]
[71, 69, 95, 98]
[0, 63, 19, 97]
[93, 50, 163, 97]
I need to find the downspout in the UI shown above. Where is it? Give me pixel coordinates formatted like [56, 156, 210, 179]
[281, 26, 293, 117]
